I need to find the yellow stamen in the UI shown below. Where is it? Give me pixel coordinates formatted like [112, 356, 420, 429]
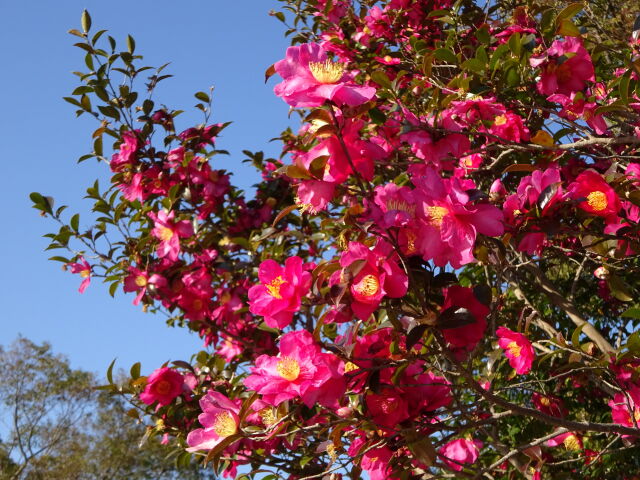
[539, 396, 551, 407]
[563, 434, 581, 451]
[387, 199, 415, 215]
[426, 206, 448, 228]
[586, 191, 608, 211]
[494, 114, 508, 126]
[259, 408, 277, 426]
[507, 341, 522, 358]
[135, 275, 147, 287]
[405, 230, 417, 254]
[309, 60, 346, 84]
[158, 226, 174, 241]
[344, 361, 359, 372]
[265, 275, 287, 299]
[213, 412, 238, 437]
[277, 356, 301, 381]
[80, 269, 91, 278]
[353, 274, 380, 298]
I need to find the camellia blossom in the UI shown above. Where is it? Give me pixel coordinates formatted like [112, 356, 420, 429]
[546, 430, 583, 451]
[273, 43, 376, 107]
[149, 210, 194, 261]
[441, 286, 490, 354]
[186, 391, 241, 452]
[68, 257, 91, 293]
[243, 330, 345, 408]
[248, 256, 312, 329]
[569, 170, 621, 221]
[139, 367, 184, 406]
[413, 168, 504, 268]
[496, 326, 535, 375]
[439, 438, 483, 472]
[609, 385, 640, 429]
[336, 241, 408, 321]
[530, 37, 595, 96]
[123, 267, 167, 306]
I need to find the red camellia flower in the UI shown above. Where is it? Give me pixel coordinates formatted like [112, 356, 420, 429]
[248, 256, 312, 329]
[441, 286, 490, 354]
[496, 326, 535, 375]
[244, 330, 345, 408]
[336, 240, 408, 321]
[609, 385, 640, 429]
[569, 170, 621, 221]
[273, 43, 376, 108]
[139, 367, 184, 406]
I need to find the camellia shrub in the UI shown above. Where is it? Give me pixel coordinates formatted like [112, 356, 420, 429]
[33, 1, 640, 478]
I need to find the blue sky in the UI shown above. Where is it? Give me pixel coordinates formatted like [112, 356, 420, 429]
[0, 1, 291, 376]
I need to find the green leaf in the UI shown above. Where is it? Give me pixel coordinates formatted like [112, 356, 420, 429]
[194, 91, 210, 103]
[508, 32, 521, 57]
[619, 73, 631, 105]
[106, 358, 116, 384]
[607, 274, 634, 302]
[130, 362, 141, 380]
[556, 2, 584, 23]
[434, 48, 457, 65]
[571, 323, 585, 348]
[70, 213, 80, 232]
[622, 306, 640, 319]
[81, 9, 92, 33]
[126, 34, 135, 54]
[370, 70, 392, 89]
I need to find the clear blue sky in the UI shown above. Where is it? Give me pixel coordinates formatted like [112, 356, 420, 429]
[0, 1, 291, 377]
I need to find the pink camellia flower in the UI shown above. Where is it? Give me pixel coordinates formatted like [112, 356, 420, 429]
[496, 326, 535, 375]
[273, 43, 376, 108]
[243, 330, 345, 408]
[348, 433, 398, 480]
[441, 286, 489, 354]
[139, 367, 184, 406]
[569, 170, 621, 221]
[413, 168, 504, 268]
[148, 210, 194, 262]
[336, 240, 408, 321]
[488, 111, 530, 143]
[110, 130, 140, 172]
[532, 392, 567, 418]
[545, 430, 583, 451]
[248, 256, 312, 329]
[68, 257, 91, 293]
[123, 267, 167, 306]
[609, 385, 640, 428]
[186, 391, 241, 452]
[439, 438, 483, 472]
[530, 37, 595, 96]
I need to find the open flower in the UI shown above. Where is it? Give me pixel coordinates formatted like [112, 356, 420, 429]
[569, 170, 621, 221]
[273, 43, 376, 107]
[248, 256, 312, 329]
[149, 210, 194, 261]
[497, 326, 535, 375]
[243, 330, 345, 408]
[68, 257, 91, 293]
[123, 267, 167, 305]
[186, 391, 241, 452]
[139, 367, 184, 406]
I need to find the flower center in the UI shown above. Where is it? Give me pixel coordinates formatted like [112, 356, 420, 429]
[80, 269, 91, 278]
[507, 341, 522, 358]
[265, 275, 287, 299]
[344, 361, 359, 373]
[192, 298, 204, 311]
[539, 396, 551, 407]
[155, 380, 172, 396]
[135, 275, 148, 287]
[586, 191, 608, 211]
[259, 408, 277, 426]
[277, 356, 301, 381]
[158, 226, 174, 241]
[387, 199, 415, 215]
[634, 408, 640, 424]
[494, 114, 508, 126]
[309, 59, 346, 84]
[405, 230, 417, 254]
[563, 434, 581, 451]
[354, 274, 380, 298]
[213, 412, 238, 437]
[426, 206, 449, 228]
[380, 397, 398, 414]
